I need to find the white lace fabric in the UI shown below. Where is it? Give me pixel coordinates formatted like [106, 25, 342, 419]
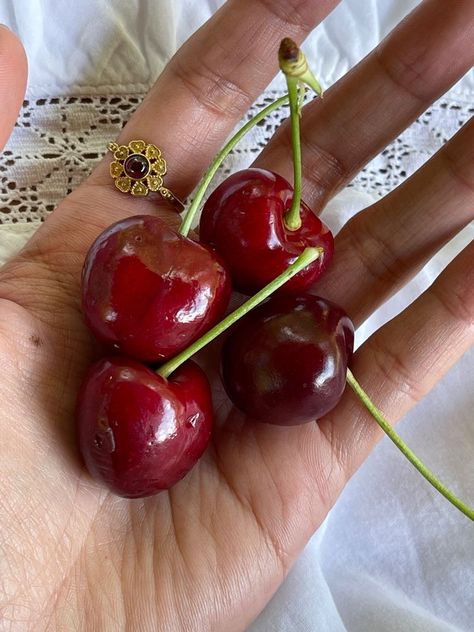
[0, 94, 140, 223]
[1, 90, 473, 224]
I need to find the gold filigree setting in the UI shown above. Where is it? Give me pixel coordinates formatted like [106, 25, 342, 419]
[108, 140, 168, 197]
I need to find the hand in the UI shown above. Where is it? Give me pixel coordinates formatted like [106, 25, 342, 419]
[0, 1, 473, 629]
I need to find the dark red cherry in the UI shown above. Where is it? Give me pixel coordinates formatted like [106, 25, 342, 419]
[199, 168, 334, 295]
[82, 215, 231, 362]
[76, 358, 212, 498]
[222, 294, 354, 425]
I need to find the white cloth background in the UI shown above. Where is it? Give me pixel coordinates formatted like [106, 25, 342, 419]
[0, 1, 472, 630]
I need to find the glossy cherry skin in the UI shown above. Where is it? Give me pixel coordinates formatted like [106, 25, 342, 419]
[222, 295, 354, 425]
[76, 358, 213, 498]
[82, 215, 231, 362]
[199, 168, 334, 295]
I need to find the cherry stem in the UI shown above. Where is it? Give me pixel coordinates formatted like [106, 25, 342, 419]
[158, 247, 322, 379]
[279, 38, 323, 96]
[278, 38, 323, 232]
[283, 76, 303, 231]
[179, 94, 289, 238]
[346, 368, 474, 521]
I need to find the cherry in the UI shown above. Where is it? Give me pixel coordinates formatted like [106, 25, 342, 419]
[76, 358, 212, 498]
[221, 294, 354, 425]
[197, 45, 329, 296]
[199, 168, 334, 295]
[82, 215, 231, 362]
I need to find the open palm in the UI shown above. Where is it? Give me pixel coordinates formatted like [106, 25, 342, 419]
[1, 2, 473, 630]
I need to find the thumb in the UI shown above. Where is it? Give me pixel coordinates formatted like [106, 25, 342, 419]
[0, 25, 27, 151]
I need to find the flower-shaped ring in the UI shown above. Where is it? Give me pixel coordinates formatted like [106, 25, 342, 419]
[108, 140, 184, 211]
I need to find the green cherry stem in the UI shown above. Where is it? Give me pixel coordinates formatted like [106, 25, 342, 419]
[346, 368, 474, 521]
[282, 75, 303, 231]
[179, 94, 289, 238]
[158, 247, 322, 379]
[278, 37, 323, 232]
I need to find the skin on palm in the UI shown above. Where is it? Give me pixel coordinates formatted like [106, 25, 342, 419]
[0, 290, 341, 629]
[0, 0, 474, 629]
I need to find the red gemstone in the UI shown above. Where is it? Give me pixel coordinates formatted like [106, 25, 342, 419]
[124, 154, 150, 179]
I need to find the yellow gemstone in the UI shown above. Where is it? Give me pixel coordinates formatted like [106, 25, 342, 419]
[131, 181, 149, 196]
[110, 161, 123, 178]
[147, 175, 163, 191]
[115, 176, 131, 193]
[145, 144, 162, 160]
[150, 158, 167, 176]
[129, 140, 146, 153]
[114, 145, 129, 161]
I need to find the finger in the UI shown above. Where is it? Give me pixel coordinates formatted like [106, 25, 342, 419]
[314, 115, 474, 325]
[0, 25, 27, 151]
[90, 0, 341, 200]
[256, 0, 474, 210]
[319, 241, 474, 478]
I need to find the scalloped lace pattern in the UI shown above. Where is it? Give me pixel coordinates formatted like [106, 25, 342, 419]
[0, 90, 473, 223]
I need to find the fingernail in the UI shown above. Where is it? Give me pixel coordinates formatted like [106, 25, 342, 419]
[0, 24, 11, 31]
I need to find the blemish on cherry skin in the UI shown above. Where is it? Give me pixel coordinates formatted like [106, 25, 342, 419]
[185, 413, 200, 429]
[94, 427, 116, 453]
[94, 434, 103, 449]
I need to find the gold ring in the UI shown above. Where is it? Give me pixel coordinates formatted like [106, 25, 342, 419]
[108, 140, 185, 212]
